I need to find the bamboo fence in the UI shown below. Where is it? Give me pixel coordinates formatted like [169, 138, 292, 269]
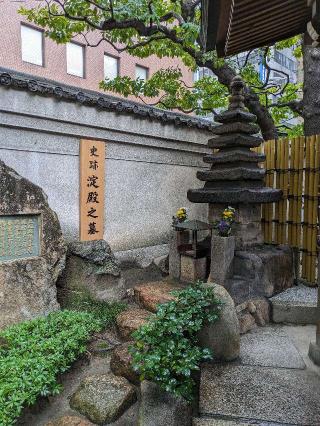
[255, 135, 320, 285]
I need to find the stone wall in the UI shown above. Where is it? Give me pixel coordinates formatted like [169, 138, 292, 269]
[0, 69, 211, 252]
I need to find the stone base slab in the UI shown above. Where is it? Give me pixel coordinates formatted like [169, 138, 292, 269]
[199, 364, 320, 425]
[270, 285, 318, 325]
[240, 326, 305, 369]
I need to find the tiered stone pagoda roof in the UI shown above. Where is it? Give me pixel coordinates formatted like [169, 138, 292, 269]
[188, 76, 282, 204]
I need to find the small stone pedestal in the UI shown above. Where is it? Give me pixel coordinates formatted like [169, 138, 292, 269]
[210, 235, 235, 286]
[180, 255, 207, 282]
[169, 230, 189, 280]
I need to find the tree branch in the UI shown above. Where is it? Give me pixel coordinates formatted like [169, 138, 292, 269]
[40, 0, 279, 139]
[268, 100, 304, 115]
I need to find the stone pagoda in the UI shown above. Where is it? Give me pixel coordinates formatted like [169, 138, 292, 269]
[188, 75, 282, 249]
[187, 76, 294, 311]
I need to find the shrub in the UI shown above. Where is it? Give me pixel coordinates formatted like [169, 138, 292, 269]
[130, 281, 222, 401]
[0, 310, 102, 425]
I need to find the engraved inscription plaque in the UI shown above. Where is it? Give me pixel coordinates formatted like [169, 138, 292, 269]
[0, 215, 41, 262]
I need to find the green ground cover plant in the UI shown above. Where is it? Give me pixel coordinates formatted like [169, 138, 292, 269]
[0, 298, 127, 426]
[130, 281, 222, 401]
[66, 291, 127, 329]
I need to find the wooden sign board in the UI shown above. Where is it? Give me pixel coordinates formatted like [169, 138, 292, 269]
[80, 139, 105, 241]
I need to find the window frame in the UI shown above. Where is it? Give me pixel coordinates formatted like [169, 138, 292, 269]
[20, 23, 45, 67]
[135, 64, 149, 81]
[103, 53, 120, 81]
[66, 40, 86, 78]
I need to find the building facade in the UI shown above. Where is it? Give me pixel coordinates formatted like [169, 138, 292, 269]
[0, 0, 194, 98]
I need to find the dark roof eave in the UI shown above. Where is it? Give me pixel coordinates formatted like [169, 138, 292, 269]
[0, 67, 216, 133]
[203, 0, 311, 58]
[201, 0, 222, 52]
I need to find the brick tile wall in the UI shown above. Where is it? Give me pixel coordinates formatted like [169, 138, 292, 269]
[0, 1, 194, 104]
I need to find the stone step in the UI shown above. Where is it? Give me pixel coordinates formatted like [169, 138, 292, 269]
[270, 285, 318, 324]
[116, 308, 152, 341]
[199, 364, 320, 425]
[133, 280, 183, 313]
[240, 326, 305, 370]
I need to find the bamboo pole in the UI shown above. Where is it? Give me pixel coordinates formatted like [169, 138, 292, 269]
[307, 136, 315, 283]
[309, 135, 319, 284]
[275, 139, 280, 242]
[287, 138, 293, 246]
[269, 139, 276, 242]
[297, 136, 304, 252]
[279, 138, 287, 243]
[264, 140, 272, 242]
[302, 136, 311, 280]
[314, 136, 320, 283]
[291, 137, 298, 247]
[283, 138, 289, 243]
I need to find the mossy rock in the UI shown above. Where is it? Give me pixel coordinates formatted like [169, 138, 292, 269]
[70, 373, 136, 425]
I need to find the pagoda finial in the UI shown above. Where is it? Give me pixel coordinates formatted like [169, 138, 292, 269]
[229, 75, 245, 110]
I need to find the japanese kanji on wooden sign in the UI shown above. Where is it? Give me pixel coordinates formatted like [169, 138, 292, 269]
[80, 139, 105, 241]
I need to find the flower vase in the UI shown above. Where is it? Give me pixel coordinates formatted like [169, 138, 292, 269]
[210, 235, 235, 286]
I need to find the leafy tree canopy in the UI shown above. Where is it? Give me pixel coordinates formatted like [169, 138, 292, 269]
[20, 0, 304, 138]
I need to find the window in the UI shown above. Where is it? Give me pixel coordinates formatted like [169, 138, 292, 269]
[272, 71, 287, 86]
[104, 54, 119, 80]
[21, 25, 43, 66]
[136, 65, 149, 81]
[66, 42, 84, 77]
[274, 50, 297, 73]
[194, 67, 213, 82]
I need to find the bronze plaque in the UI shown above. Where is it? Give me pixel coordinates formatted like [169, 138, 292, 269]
[0, 215, 41, 262]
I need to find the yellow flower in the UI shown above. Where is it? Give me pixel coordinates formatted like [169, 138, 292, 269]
[223, 211, 233, 218]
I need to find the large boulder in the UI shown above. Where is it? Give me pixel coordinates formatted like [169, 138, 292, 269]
[231, 245, 294, 302]
[138, 381, 192, 426]
[57, 240, 126, 304]
[197, 283, 240, 362]
[0, 160, 66, 329]
[70, 373, 136, 425]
